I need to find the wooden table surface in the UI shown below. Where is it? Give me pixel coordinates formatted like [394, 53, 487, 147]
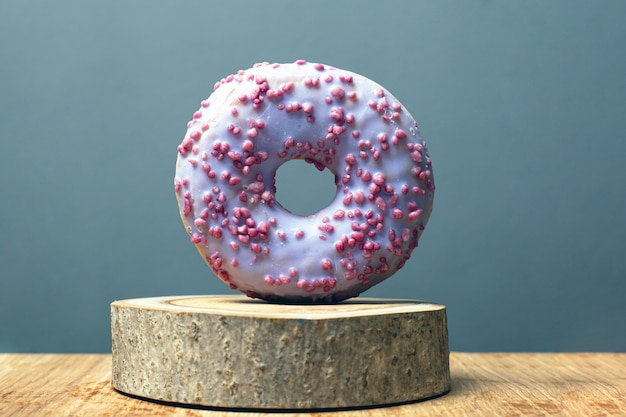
[1, 353, 624, 416]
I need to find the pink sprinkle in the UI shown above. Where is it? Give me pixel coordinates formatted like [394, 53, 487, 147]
[408, 209, 423, 221]
[246, 182, 262, 194]
[332, 125, 345, 135]
[330, 107, 344, 122]
[392, 208, 403, 219]
[183, 199, 192, 217]
[247, 128, 258, 138]
[258, 222, 270, 234]
[351, 231, 365, 242]
[375, 196, 387, 211]
[411, 151, 423, 163]
[354, 190, 365, 205]
[295, 230, 305, 239]
[321, 259, 333, 271]
[330, 86, 345, 100]
[242, 140, 254, 152]
[418, 169, 431, 181]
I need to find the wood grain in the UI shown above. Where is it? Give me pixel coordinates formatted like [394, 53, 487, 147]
[1, 353, 625, 416]
[110, 296, 450, 409]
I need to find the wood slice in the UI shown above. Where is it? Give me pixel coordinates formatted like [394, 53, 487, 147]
[110, 295, 449, 410]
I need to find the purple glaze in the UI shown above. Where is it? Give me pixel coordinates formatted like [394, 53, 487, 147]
[175, 61, 434, 302]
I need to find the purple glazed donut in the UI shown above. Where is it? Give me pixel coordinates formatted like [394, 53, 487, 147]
[174, 60, 435, 302]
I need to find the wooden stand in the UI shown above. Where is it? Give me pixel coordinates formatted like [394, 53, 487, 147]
[111, 295, 450, 410]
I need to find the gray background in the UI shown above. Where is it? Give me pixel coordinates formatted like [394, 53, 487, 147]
[1, 1, 625, 353]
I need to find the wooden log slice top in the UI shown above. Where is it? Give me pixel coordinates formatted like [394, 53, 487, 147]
[111, 295, 449, 410]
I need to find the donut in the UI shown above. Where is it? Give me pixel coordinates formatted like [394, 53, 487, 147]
[174, 60, 435, 302]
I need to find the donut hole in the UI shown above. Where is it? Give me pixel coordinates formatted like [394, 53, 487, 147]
[274, 159, 337, 217]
